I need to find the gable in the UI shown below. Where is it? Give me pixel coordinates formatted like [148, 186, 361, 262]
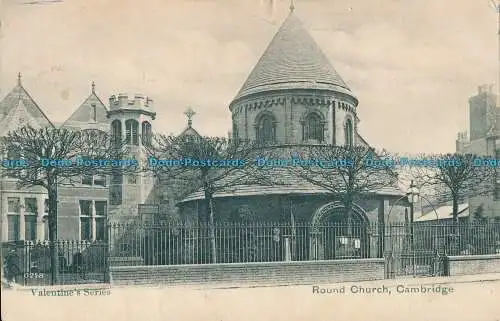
[179, 126, 201, 138]
[0, 100, 44, 136]
[62, 93, 109, 131]
[0, 85, 53, 133]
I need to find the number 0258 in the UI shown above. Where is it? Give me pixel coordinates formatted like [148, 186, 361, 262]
[24, 273, 45, 279]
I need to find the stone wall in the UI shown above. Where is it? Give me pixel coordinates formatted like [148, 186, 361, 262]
[447, 254, 500, 276]
[110, 258, 385, 286]
[231, 91, 357, 146]
[180, 194, 384, 224]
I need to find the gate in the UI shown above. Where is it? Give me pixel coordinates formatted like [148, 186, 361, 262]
[385, 250, 447, 278]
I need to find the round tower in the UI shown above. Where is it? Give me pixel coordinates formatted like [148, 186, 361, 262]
[229, 12, 359, 147]
[107, 93, 156, 219]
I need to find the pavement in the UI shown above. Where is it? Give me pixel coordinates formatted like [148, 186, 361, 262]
[5, 272, 500, 291]
[2, 273, 500, 321]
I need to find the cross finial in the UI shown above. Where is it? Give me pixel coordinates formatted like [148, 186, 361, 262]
[17, 72, 22, 86]
[91, 81, 95, 93]
[290, 0, 295, 12]
[184, 107, 196, 127]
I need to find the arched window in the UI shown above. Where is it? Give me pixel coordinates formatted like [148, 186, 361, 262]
[125, 119, 139, 145]
[111, 120, 122, 145]
[256, 113, 276, 144]
[303, 113, 324, 142]
[345, 118, 354, 147]
[141, 121, 152, 146]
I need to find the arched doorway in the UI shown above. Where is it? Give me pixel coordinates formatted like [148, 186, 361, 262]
[309, 202, 370, 260]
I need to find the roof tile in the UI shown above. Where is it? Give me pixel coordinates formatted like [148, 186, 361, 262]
[233, 13, 352, 102]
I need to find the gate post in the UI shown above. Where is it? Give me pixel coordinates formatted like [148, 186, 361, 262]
[284, 237, 291, 261]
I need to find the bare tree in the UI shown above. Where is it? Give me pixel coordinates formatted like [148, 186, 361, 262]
[146, 135, 272, 263]
[0, 126, 134, 284]
[406, 153, 496, 233]
[265, 145, 399, 254]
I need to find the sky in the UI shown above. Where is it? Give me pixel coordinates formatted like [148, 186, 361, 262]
[0, 0, 498, 154]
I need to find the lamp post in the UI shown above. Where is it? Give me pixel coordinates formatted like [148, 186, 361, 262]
[384, 180, 420, 277]
[407, 180, 419, 277]
[408, 181, 419, 249]
[418, 194, 442, 276]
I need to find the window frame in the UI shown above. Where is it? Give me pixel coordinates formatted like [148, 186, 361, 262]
[141, 121, 152, 147]
[111, 119, 122, 146]
[125, 119, 139, 145]
[302, 112, 325, 142]
[79, 200, 93, 241]
[7, 197, 21, 241]
[255, 113, 276, 144]
[94, 201, 107, 241]
[345, 118, 354, 147]
[90, 103, 97, 122]
[23, 198, 38, 241]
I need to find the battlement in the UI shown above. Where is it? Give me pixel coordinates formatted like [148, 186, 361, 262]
[457, 131, 468, 142]
[477, 84, 494, 95]
[109, 93, 153, 110]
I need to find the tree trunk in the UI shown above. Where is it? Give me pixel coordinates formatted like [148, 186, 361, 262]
[345, 201, 354, 257]
[451, 195, 460, 255]
[206, 192, 217, 264]
[47, 179, 59, 285]
[452, 196, 459, 234]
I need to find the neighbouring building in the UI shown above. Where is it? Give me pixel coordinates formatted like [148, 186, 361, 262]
[0, 76, 158, 242]
[456, 84, 500, 219]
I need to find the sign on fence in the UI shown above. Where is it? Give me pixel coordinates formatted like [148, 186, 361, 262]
[404, 265, 432, 275]
[139, 204, 159, 224]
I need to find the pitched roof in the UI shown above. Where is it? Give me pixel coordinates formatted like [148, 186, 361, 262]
[62, 88, 109, 131]
[414, 204, 469, 222]
[179, 126, 202, 138]
[0, 83, 54, 132]
[232, 12, 353, 103]
[178, 145, 405, 204]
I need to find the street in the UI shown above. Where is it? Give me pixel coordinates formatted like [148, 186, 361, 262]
[2, 276, 500, 321]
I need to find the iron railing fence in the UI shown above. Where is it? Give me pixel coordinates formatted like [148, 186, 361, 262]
[2, 222, 499, 286]
[108, 221, 500, 266]
[2, 240, 109, 286]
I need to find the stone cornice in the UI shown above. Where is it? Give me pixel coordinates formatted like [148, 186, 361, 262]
[107, 109, 156, 120]
[231, 93, 357, 117]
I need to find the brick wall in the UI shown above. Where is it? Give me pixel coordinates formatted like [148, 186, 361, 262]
[447, 254, 500, 276]
[110, 258, 385, 287]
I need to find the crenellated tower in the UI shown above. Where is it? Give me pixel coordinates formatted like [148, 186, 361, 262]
[107, 93, 156, 220]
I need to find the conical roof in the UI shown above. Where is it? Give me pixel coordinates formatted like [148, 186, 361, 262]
[232, 12, 353, 103]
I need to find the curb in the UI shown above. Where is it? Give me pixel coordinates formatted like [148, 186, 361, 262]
[192, 274, 500, 290]
[108, 273, 500, 291]
[4, 273, 500, 292]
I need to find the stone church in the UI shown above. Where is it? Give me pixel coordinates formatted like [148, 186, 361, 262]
[0, 9, 407, 259]
[175, 10, 407, 260]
